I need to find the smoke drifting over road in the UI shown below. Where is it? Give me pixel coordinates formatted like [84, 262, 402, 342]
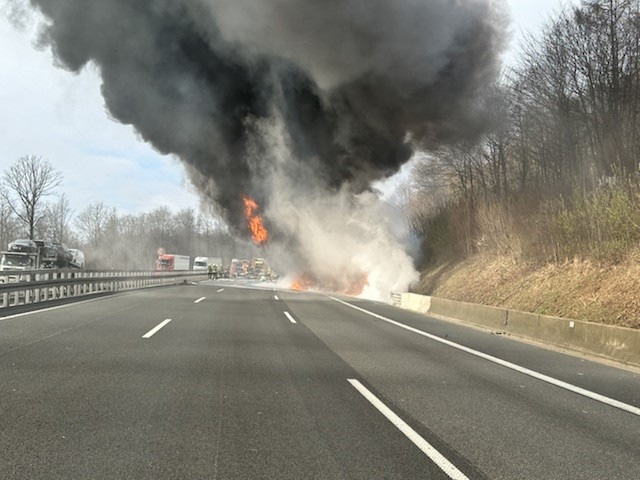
[18, 0, 506, 297]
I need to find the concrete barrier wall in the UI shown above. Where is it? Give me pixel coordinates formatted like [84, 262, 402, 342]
[400, 293, 431, 313]
[431, 297, 508, 331]
[397, 293, 640, 368]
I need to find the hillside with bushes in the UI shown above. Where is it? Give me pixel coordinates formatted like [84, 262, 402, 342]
[407, 0, 640, 329]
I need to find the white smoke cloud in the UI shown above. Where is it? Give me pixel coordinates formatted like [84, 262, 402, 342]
[245, 101, 418, 301]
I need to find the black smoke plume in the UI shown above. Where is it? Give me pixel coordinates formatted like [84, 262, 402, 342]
[21, 0, 505, 239]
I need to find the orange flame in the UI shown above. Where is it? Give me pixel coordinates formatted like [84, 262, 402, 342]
[290, 271, 369, 296]
[242, 195, 269, 245]
[291, 273, 316, 292]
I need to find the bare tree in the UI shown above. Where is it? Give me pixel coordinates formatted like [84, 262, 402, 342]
[512, 0, 640, 184]
[46, 193, 74, 243]
[0, 189, 20, 249]
[75, 202, 113, 246]
[1, 155, 63, 239]
[196, 212, 235, 260]
[147, 206, 173, 251]
[174, 208, 197, 253]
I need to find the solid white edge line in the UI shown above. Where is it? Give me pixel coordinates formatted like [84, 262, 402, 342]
[142, 319, 172, 339]
[217, 288, 224, 293]
[348, 379, 469, 480]
[0, 296, 117, 322]
[194, 296, 206, 304]
[332, 297, 640, 417]
[284, 311, 297, 324]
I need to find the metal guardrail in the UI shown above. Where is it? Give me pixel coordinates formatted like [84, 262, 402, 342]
[390, 292, 402, 307]
[0, 269, 208, 309]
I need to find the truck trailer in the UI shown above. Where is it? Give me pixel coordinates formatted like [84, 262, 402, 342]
[0, 239, 84, 272]
[156, 254, 190, 271]
[0, 239, 56, 271]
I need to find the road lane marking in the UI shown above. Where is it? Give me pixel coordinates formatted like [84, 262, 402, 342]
[142, 319, 172, 339]
[348, 379, 469, 480]
[0, 302, 90, 321]
[217, 288, 224, 293]
[332, 297, 640, 417]
[274, 295, 279, 300]
[284, 311, 297, 324]
[0, 296, 127, 321]
[194, 296, 206, 304]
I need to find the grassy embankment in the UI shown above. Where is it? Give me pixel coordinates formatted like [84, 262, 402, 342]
[414, 182, 640, 329]
[417, 255, 640, 329]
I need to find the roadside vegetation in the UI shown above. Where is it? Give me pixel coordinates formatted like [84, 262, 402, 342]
[1, 156, 242, 270]
[406, 0, 640, 327]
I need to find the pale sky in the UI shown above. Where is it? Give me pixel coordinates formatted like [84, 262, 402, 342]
[0, 0, 572, 216]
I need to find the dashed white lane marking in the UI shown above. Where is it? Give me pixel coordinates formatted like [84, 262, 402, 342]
[194, 297, 206, 304]
[332, 297, 640, 417]
[142, 319, 172, 339]
[274, 295, 279, 300]
[348, 379, 469, 480]
[284, 311, 297, 324]
[217, 288, 224, 293]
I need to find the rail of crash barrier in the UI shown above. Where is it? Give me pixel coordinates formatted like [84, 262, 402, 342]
[390, 292, 402, 307]
[0, 270, 208, 309]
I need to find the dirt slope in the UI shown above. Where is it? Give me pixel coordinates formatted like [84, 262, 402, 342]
[416, 256, 640, 329]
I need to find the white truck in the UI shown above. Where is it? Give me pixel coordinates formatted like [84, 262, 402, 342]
[193, 256, 209, 271]
[193, 257, 223, 271]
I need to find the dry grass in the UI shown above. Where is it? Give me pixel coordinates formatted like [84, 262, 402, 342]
[416, 255, 640, 329]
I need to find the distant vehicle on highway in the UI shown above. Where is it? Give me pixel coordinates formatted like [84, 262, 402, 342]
[1, 239, 57, 271]
[0, 239, 83, 272]
[193, 257, 208, 271]
[193, 257, 223, 271]
[32, 239, 57, 263]
[51, 242, 73, 268]
[67, 249, 85, 269]
[7, 239, 38, 254]
[156, 254, 190, 271]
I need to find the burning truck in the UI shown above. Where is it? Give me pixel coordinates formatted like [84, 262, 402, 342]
[241, 194, 369, 294]
[20, 0, 504, 300]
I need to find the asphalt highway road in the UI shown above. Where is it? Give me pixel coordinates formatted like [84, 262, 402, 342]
[0, 281, 639, 479]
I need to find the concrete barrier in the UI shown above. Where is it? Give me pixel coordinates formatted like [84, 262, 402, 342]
[431, 297, 508, 331]
[394, 292, 640, 368]
[400, 293, 431, 313]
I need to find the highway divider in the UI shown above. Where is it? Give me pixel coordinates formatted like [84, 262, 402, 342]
[0, 270, 208, 309]
[392, 293, 640, 369]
